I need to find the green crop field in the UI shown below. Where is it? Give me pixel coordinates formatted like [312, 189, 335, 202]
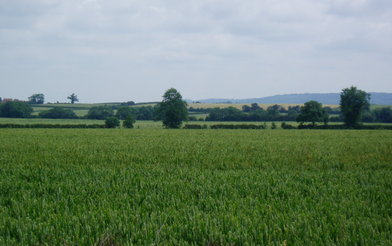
[1, 129, 391, 245]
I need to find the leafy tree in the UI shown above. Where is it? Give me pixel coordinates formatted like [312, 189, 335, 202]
[296, 100, 329, 127]
[105, 117, 120, 128]
[39, 107, 78, 119]
[155, 88, 188, 128]
[87, 106, 114, 120]
[28, 93, 45, 104]
[340, 86, 371, 127]
[67, 93, 79, 104]
[138, 106, 155, 120]
[0, 97, 3, 103]
[115, 106, 135, 120]
[0, 101, 33, 118]
[373, 107, 392, 123]
[242, 105, 251, 112]
[251, 103, 260, 111]
[123, 115, 136, 128]
[287, 110, 298, 119]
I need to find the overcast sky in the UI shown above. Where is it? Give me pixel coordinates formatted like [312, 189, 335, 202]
[1, 0, 391, 103]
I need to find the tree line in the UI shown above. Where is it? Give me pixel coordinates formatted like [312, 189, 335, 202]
[1, 87, 392, 128]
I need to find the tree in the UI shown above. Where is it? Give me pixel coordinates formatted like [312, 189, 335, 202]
[105, 117, 120, 128]
[123, 115, 136, 128]
[0, 97, 2, 103]
[340, 86, 371, 127]
[39, 107, 78, 119]
[155, 88, 188, 128]
[67, 93, 79, 104]
[251, 103, 260, 111]
[242, 105, 251, 112]
[87, 106, 114, 120]
[138, 106, 155, 120]
[296, 100, 329, 127]
[0, 101, 33, 118]
[115, 106, 135, 120]
[28, 93, 45, 104]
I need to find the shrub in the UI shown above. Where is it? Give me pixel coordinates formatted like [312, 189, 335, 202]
[105, 117, 120, 128]
[123, 115, 136, 128]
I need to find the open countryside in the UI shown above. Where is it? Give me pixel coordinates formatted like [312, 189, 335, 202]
[1, 88, 392, 245]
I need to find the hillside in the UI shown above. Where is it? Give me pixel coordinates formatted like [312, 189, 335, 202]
[188, 92, 392, 105]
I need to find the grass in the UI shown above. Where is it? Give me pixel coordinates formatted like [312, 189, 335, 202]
[0, 129, 391, 245]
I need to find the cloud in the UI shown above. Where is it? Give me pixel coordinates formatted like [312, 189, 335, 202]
[1, 0, 391, 102]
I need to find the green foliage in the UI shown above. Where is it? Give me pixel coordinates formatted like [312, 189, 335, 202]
[123, 115, 136, 128]
[373, 107, 392, 123]
[0, 123, 105, 128]
[67, 93, 79, 104]
[38, 107, 78, 119]
[296, 100, 329, 126]
[115, 106, 135, 120]
[210, 124, 265, 129]
[155, 88, 188, 128]
[206, 106, 297, 122]
[271, 122, 277, 129]
[138, 106, 156, 120]
[188, 116, 197, 121]
[0, 101, 33, 118]
[87, 106, 114, 120]
[340, 86, 371, 127]
[105, 116, 120, 128]
[1, 129, 392, 245]
[281, 122, 296, 129]
[28, 93, 45, 104]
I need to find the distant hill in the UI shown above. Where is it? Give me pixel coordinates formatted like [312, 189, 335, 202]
[187, 93, 392, 105]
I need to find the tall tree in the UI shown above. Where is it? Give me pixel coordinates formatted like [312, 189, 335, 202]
[67, 93, 79, 104]
[296, 100, 329, 127]
[28, 93, 45, 104]
[340, 86, 371, 127]
[155, 88, 188, 128]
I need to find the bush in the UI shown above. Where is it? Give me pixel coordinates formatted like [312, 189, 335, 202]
[281, 122, 296, 129]
[105, 117, 120, 128]
[123, 115, 136, 128]
[210, 124, 264, 129]
[183, 124, 202, 129]
[39, 107, 78, 119]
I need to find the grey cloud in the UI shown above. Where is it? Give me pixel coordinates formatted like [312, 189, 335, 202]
[1, 0, 391, 103]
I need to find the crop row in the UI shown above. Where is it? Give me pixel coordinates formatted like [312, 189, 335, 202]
[0, 129, 391, 245]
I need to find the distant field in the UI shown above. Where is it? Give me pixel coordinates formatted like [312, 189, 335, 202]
[188, 103, 340, 110]
[1, 129, 391, 245]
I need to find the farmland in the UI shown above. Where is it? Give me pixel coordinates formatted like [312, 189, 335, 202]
[0, 129, 391, 245]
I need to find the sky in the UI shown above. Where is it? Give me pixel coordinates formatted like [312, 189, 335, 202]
[1, 0, 391, 103]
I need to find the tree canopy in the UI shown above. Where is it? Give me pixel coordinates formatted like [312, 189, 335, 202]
[155, 88, 188, 128]
[296, 100, 329, 126]
[67, 93, 79, 104]
[340, 86, 371, 127]
[39, 107, 78, 119]
[123, 115, 136, 128]
[87, 106, 114, 120]
[0, 101, 33, 118]
[28, 93, 45, 104]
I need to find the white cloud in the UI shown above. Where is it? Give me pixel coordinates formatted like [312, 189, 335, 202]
[0, 0, 391, 102]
